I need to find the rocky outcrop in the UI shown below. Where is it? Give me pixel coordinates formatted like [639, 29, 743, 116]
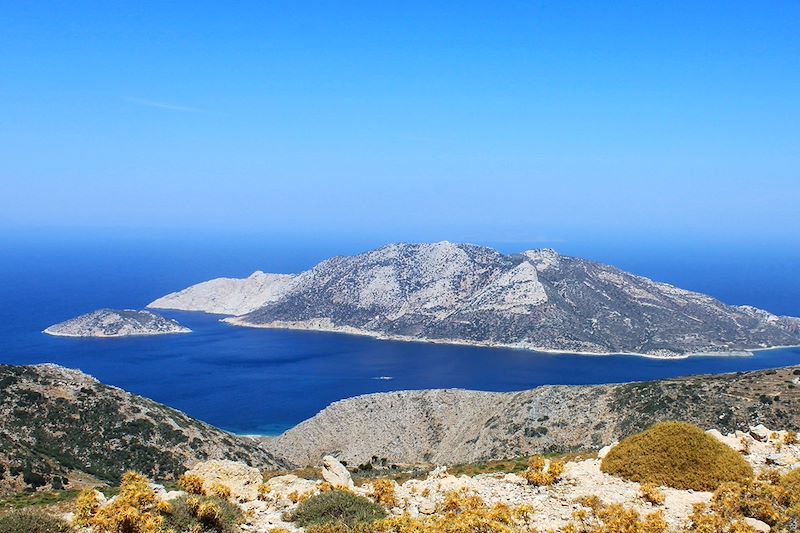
[149, 242, 800, 357]
[0, 364, 288, 494]
[44, 309, 190, 337]
[182, 459, 263, 502]
[263, 366, 800, 466]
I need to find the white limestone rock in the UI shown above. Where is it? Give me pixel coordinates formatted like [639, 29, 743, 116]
[183, 459, 263, 502]
[321, 455, 354, 490]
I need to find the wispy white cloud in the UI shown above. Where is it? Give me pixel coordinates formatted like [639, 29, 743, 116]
[126, 97, 204, 113]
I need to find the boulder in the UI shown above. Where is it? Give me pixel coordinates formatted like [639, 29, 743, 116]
[321, 455, 355, 490]
[749, 425, 771, 442]
[744, 517, 770, 532]
[265, 474, 319, 505]
[183, 459, 263, 502]
[427, 466, 448, 480]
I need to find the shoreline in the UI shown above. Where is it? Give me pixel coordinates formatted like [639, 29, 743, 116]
[221, 316, 800, 360]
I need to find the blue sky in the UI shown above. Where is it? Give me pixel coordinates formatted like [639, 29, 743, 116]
[1, 1, 798, 245]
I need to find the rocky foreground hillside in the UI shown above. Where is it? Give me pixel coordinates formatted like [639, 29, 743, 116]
[0, 364, 287, 495]
[150, 242, 800, 356]
[265, 366, 800, 466]
[44, 309, 190, 337]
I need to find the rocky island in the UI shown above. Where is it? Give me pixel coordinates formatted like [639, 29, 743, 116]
[149, 242, 800, 357]
[43, 309, 191, 337]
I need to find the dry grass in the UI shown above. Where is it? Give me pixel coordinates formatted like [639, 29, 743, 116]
[601, 422, 753, 490]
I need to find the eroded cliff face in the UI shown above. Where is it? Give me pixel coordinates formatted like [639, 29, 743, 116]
[263, 366, 800, 466]
[150, 242, 800, 356]
[0, 364, 288, 494]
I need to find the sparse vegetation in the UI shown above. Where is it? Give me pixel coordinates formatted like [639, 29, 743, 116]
[371, 489, 532, 533]
[162, 494, 243, 533]
[0, 508, 73, 533]
[71, 470, 242, 533]
[257, 482, 272, 500]
[601, 422, 753, 490]
[289, 490, 386, 527]
[563, 501, 668, 533]
[522, 455, 564, 486]
[369, 479, 397, 508]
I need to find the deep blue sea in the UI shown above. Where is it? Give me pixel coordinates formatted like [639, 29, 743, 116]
[1, 232, 799, 435]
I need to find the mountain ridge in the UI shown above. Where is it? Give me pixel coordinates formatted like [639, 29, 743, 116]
[263, 365, 800, 466]
[149, 242, 800, 357]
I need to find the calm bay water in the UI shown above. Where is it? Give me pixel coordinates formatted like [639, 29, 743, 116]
[1, 233, 799, 434]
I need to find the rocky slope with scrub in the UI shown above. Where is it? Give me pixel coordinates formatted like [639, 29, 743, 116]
[0, 364, 288, 495]
[265, 366, 800, 467]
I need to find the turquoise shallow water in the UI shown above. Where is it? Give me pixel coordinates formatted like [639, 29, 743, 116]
[1, 235, 799, 434]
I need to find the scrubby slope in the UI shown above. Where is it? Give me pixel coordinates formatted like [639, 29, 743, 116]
[0, 364, 288, 494]
[265, 366, 800, 466]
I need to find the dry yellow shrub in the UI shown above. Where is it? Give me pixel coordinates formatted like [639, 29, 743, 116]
[372, 490, 531, 533]
[74, 488, 100, 527]
[257, 482, 272, 500]
[209, 482, 231, 500]
[196, 501, 222, 523]
[371, 479, 398, 508]
[177, 474, 206, 495]
[288, 489, 312, 504]
[88, 471, 163, 533]
[739, 437, 751, 455]
[639, 483, 665, 505]
[783, 431, 797, 445]
[560, 500, 667, 533]
[681, 468, 800, 532]
[523, 455, 564, 486]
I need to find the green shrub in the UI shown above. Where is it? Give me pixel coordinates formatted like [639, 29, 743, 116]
[600, 421, 753, 490]
[162, 494, 243, 533]
[289, 490, 386, 527]
[0, 509, 73, 533]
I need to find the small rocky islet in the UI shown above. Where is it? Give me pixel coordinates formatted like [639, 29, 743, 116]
[43, 308, 190, 337]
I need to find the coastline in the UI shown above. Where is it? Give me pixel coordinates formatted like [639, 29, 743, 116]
[220, 316, 799, 360]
